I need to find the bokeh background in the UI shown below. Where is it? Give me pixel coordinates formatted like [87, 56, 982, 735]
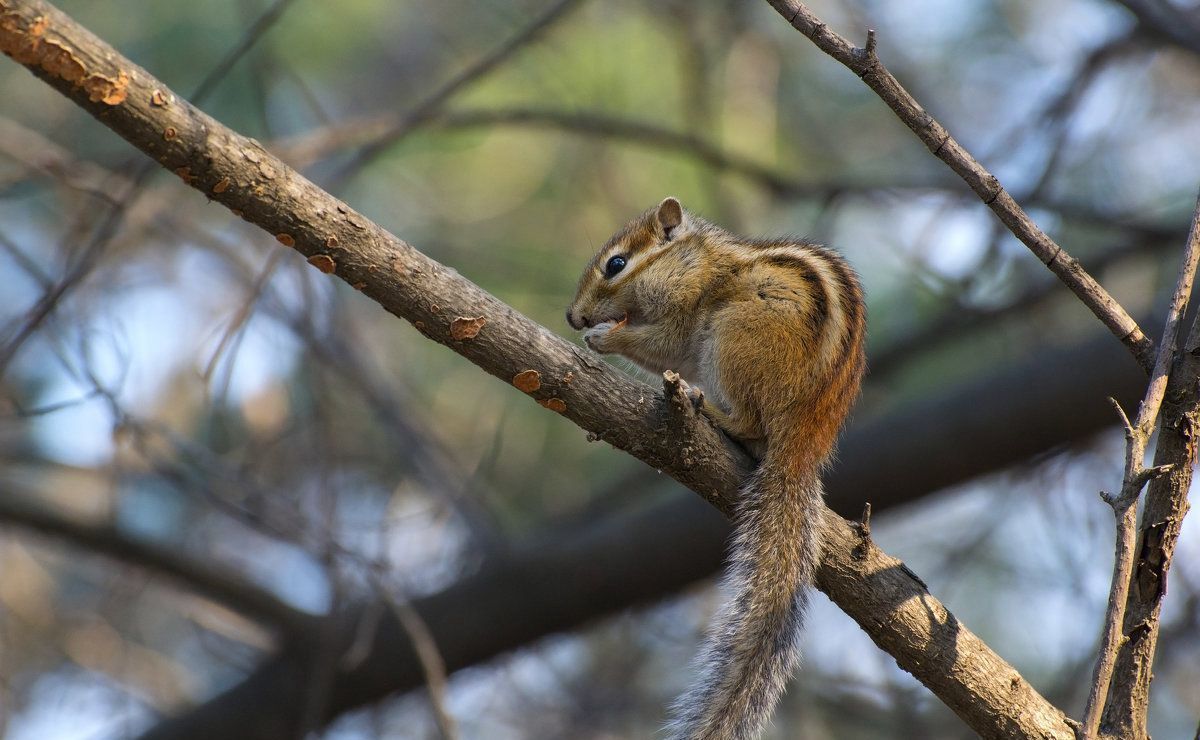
[2, 0, 1200, 737]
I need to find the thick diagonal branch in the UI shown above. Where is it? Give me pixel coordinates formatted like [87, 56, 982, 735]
[0, 2, 1072, 738]
[764, 0, 1155, 373]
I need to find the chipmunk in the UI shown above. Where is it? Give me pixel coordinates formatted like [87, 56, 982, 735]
[567, 197, 865, 739]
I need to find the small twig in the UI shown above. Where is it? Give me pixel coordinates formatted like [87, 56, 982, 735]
[1084, 486, 1140, 739]
[278, 106, 940, 198]
[0, 115, 128, 201]
[852, 502, 873, 560]
[1133, 464, 1173, 488]
[863, 28, 877, 57]
[1107, 397, 1135, 440]
[763, 1, 1156, 373]
[0, 0, 300, 376]
[367, 571, 459, 740]
[0, 163, 153, 376]
[201, 248, 284, 385]
[187, 0, 299, 104]
[1082, 188, 1200, 739]
[662, 369, 706, 417]
[327, 0, 586, 188]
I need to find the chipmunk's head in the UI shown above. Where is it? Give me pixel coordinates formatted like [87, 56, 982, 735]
[566, 197, 693, 331]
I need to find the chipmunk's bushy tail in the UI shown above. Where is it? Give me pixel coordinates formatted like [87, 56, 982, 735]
[666, 450, 824, 740]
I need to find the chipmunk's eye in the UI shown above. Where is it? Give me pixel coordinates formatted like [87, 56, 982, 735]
[604, 255, 627, 278]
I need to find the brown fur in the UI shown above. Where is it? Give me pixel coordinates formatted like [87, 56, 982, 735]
[568, 198, 866, 739]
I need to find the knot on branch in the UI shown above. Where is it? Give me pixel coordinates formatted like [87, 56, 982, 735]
[851, 28, 879, 78]
[1135, 464, 1174, 487]
[852, 502, 873, 560]
[662, 370, 704, 419]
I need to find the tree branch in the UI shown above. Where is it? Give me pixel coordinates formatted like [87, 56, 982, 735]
[72, 316, 1158, 740]
[1110, 0, 1200, 58]
[1084, 190, 1200, 738]
[271, 106, 1190, 253]
[1100, 191, 1200, 736]
[326, 0, 587, 187]
[0, 2, 1073, 737]
[870, 234, 1180, 378]
[276, 106, 944, 198]
[764, 0, 1156, 373]
[0, 491, 315, 635]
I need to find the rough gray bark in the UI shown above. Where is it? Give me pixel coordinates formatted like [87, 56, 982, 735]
[1100, 250, 1200, 736]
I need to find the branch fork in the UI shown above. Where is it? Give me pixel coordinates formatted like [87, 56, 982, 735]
[1083, 189, 1200, 739]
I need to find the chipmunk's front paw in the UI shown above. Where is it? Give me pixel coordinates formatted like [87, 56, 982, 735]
[583, 322, 615, 352]
[678, 381, 731, 431]
[678, 379, 706, 412]
[583, 315, 628, 353]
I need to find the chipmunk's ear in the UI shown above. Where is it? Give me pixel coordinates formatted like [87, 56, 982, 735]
[656, 197, 688, 240]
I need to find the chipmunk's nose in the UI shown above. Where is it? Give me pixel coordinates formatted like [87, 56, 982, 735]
[566, 308, 591, 330]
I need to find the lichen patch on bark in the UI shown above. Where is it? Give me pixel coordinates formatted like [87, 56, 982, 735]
[513, 370, 541, 393]
[450, 316, 486, 340]
[0, 13, 126, 104]
[81, 67, 127, 104]
[307, 254, 336, 273]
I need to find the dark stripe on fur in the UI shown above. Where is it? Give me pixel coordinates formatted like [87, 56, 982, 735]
[764, 253, 829, 339]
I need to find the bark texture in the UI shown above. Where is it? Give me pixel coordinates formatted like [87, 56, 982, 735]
[1100, 322, 1200, 737]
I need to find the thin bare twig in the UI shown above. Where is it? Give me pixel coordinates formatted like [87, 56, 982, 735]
[201, 248, 284, 386]
[871, 234, 1179, 378]
[763, 0, 1157, 373]
[278, 106, 943, 198]
[0, 0, 303, 377]
[0, 163, 153, 375]
[367, 570, 459, 740]
[0, 228, 52, 286]
[187, 0, 300, 103]
[0, 115, 127, 201]
[327, 0, 587, 188]
[1083, 188, 1200, 738]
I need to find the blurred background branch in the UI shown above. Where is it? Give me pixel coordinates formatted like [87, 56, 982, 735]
[2, 0, 1200, 738]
